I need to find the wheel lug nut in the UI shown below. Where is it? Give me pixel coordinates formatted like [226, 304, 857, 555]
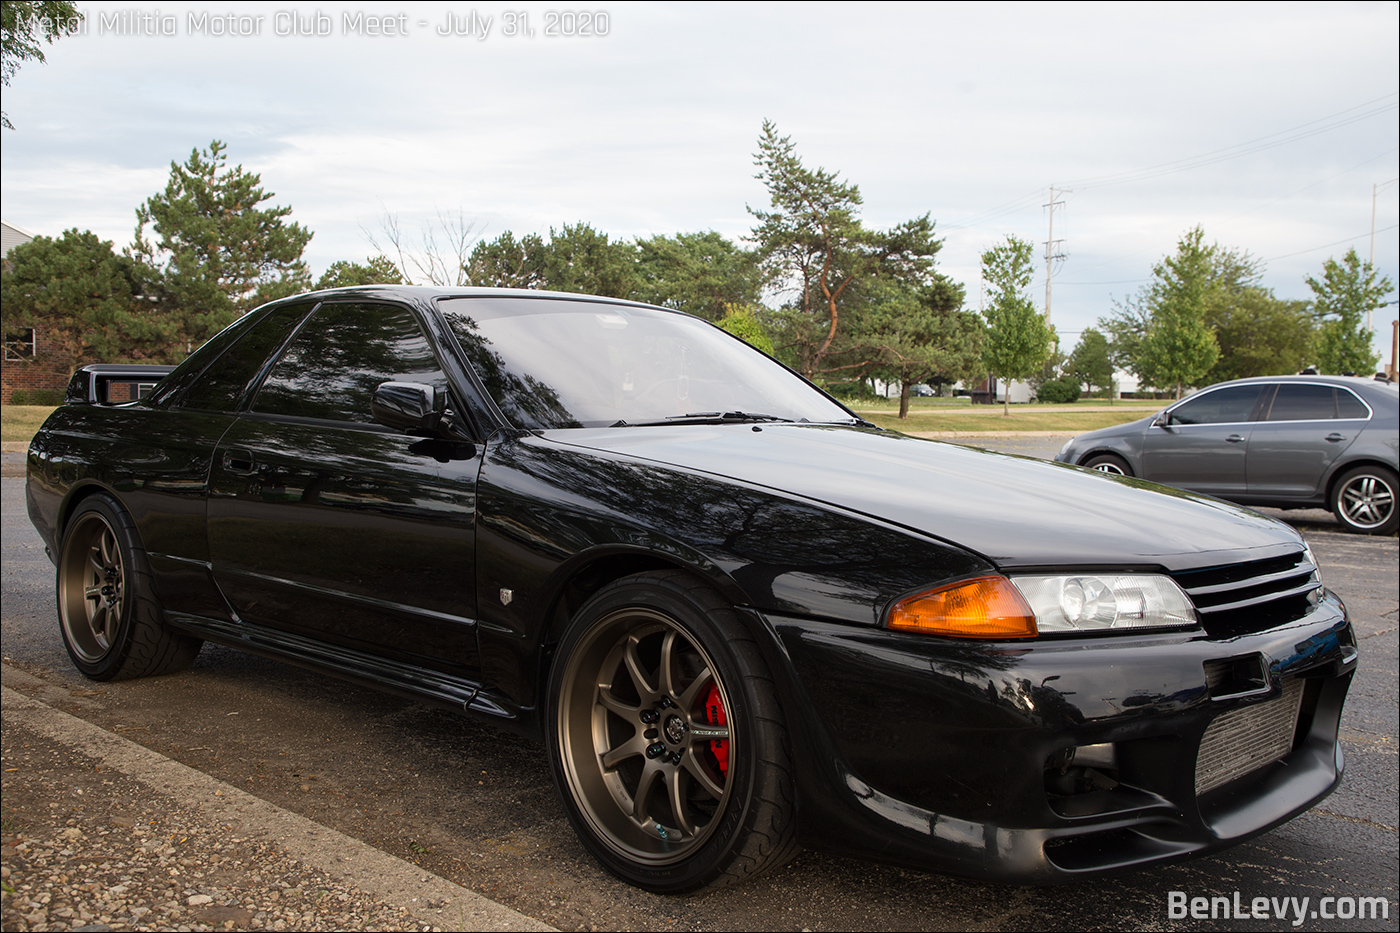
[645, 742, 667, 759]
[639, 709, 660, 724]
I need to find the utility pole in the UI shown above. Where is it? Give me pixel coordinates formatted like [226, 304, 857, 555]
[1371, 178, 1399, 334]
[1043, 187, 1068, 325]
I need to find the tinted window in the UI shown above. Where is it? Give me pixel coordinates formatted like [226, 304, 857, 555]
[253, 303, 446, 423]
[1168, 385, 1262, 425]
[1336, 389, 1370, 419]
[1266, 384, 1340, 421]
[178, 302, 315, 412]
[147, 308, 267, 406]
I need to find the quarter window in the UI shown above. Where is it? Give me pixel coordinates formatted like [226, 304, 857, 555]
[177, 303, 315, 412]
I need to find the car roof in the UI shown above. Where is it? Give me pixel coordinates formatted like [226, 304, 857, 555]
[287, 284, 671, 312]
[1195, 373, 1397, 396]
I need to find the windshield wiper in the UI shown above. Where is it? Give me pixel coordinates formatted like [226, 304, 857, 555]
[613, 411, 797, 427]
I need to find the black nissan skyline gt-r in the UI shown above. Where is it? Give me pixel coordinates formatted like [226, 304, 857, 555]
[27, 286, 1356, 893]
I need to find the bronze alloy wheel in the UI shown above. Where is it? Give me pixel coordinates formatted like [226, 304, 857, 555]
[56, 495, 202, 680]
[58, 509, 127, 665]
[556, 607, 735, 863]
[548, 571, 797, 893]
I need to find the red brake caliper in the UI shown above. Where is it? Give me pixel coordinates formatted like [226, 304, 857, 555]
[704, 683, 729, 776]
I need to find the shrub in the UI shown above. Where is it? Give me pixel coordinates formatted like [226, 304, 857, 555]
[1036, 377, 1082, 404]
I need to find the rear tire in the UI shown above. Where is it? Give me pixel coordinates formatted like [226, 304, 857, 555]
[1330, 465, 1398, 535]
[57, 494, 203, 680]
[547, 570, 798, 893]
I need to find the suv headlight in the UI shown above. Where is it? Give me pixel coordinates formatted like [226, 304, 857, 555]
[1009, 574, 1197, 633]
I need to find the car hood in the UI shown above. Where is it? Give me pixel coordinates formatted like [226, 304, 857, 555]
[547, 423, 1302, 570]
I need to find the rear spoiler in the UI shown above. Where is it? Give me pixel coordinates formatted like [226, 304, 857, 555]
[64, 364, 176, 405]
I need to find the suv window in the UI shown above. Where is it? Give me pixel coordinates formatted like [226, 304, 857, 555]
[252, 303, 447, 423]
[1168, 385, 1262, 425]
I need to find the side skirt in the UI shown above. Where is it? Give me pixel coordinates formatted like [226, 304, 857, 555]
[167, 613, 519, 722]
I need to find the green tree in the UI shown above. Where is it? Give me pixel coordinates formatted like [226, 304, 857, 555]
[717, 305, 774, 355]
[748, 120, 941, 378]
[465, 231, 547, 288]
[1137, 226, 1219, 397]
[1, 229, 180, 372]
[537, 222, 639, 298]
[133, 140, 313, 344]
[845, 279, 983, 418]
[634, 231, 760, 321]
[2, 0, 82, 129]
[980, 234, 1052, 415]
[315, 256, 403, 289]
[1068, 328, 1114, 396]
[1308, 248, 1391, 375]
[1204, 290, 1313, 382]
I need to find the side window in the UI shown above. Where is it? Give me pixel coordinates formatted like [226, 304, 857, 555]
[1266, 384, 1341, 421]
[176, 303, 316, 412]
[252, 303, 447, 423]
[1336, 389, 1370, 420]
[1168, 385, 1262, 425]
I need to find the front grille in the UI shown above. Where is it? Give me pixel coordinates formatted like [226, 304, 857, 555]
[1172, 549, 1321, 637]
[1195, 678, 1303, 794]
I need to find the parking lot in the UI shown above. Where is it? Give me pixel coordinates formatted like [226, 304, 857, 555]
[2, 444, 1396, 931]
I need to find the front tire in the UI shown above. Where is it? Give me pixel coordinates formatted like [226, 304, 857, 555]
[547, 571, 797, 893]
[1330, 465, 1398, 535]
[1083, 453, 1133, 477]
[57, 494, 203, 680]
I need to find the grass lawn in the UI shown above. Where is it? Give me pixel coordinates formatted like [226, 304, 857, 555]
[0, 399, 1166, 445]
[855, 398, 1162, 433]
[2, 405, 57, 443]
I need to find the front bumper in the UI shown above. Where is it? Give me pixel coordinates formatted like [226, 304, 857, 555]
[759, 591, 1354, 882]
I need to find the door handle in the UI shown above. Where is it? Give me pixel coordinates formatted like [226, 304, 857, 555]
[1325, 433, 1345, 443]
[1225, 434, 1244, 443]
[222, 448, 257, 475]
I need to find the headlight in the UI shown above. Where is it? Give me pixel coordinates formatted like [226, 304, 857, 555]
[887, 576, 1037, 639]
[1302, 544, 1322, 584]
[1009, 574, 1197, 633]
[887, 573, 1198, 639]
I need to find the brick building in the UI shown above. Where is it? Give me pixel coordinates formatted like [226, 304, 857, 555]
[2, 220, 71, 402]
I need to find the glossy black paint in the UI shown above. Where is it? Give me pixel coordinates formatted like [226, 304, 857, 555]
[26, 286, 1356, 884]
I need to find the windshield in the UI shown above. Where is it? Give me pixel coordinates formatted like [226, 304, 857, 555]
[438, 296, 854, 430]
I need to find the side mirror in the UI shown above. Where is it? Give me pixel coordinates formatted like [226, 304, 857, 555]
[372, 382, 442, 435]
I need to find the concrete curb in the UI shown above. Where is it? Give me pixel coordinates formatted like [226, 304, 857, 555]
[1, 673, 556, 932]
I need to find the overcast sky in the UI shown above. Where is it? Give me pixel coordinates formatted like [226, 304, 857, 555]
[2, 1, 1397, 360]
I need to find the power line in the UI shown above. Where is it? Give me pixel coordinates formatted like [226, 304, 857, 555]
[1264, 223, 1398, 262]
[1063, 93, 1398, 191]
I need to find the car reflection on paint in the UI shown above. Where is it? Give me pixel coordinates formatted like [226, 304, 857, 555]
[27, 287, 1357, 894]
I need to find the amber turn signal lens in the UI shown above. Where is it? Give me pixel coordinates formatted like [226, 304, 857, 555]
[887, 576, 1038, 639]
